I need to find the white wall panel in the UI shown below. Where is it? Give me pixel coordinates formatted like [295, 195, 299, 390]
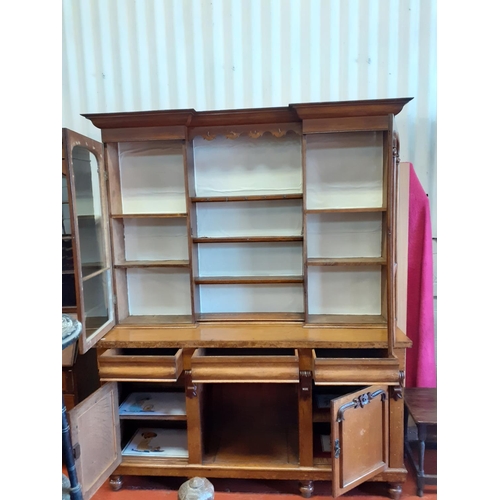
[62, 0, 437, 273]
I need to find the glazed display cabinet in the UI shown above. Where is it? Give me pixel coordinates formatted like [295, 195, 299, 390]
[66, 98, 413, 500]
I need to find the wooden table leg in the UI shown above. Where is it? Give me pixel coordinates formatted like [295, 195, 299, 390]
[417, 423, 427, 497]
[62, 395, 83, 500]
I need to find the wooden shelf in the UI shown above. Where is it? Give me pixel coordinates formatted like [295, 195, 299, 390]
[195, 276, 304, 285]
[119, 414, 187, 421]
[119, 315, 194, 326]
[62, 269, 75, 275]
[115, 260, 190, 269]
[313, 409, 330, 423]
[111, 213, 188, 219]
[82, 265, 109, 281]
[306, 314, 387, 326]
[305, 207, 386, 214]
[193, 236, 303, 243]
[196, 313, 305, 323]
[62, 235, 72, 241]
[191, 194, 303, 203]
[307, 257, 386, 266]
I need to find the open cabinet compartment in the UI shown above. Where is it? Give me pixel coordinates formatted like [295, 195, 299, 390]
[115, 141, 187, 215]
[191, 132, 303, 198]
[69, 381, 189, 500]
[202, 383, 299, 467]
[114, 267, 193, 325]
[306, 265, 386, 325]
[117, 380, 188, 461]
[305, 132, 385, 210]
[189, 132, 306, 323]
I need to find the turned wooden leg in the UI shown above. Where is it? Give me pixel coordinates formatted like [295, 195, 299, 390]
[416, 424, 427, 497]
[299, 480, 314, 498]
[388, 482, 402, 500]
[109, 475, 123, 491]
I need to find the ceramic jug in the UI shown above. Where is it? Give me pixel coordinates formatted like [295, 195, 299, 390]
[178, 477, 214, 500]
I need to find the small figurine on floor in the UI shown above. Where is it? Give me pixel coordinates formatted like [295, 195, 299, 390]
[178, 477, 214, 500]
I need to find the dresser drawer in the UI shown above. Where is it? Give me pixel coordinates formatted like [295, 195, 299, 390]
[98, 348, 183, 382]
[312, 348, 400, 385]
[191, 348, 299, 383]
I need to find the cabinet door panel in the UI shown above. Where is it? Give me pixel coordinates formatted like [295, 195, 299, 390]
[331, 385, 388, 497]
[63, 128, 116, 354]
[68, 382, 121, 500]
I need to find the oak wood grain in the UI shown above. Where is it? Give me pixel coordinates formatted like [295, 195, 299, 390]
[98, 324, 412, 348]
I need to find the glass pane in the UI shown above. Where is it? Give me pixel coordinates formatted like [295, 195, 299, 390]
[62, 173, 76, 307]
[82, 269, 112, 336]
[72, 146, 113, 335]
[72, 146, 107, 272]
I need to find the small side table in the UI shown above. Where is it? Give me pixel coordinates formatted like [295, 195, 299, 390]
[404, 387, 437, 497]
[62, 316, 83, 500]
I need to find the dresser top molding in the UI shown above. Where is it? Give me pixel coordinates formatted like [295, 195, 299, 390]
[82, 97, 413, 130]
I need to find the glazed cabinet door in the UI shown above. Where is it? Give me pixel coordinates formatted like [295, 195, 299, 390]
[63, 128, 116, 354]
[68, 382, 121, 500]
[330, 385, 389, 497]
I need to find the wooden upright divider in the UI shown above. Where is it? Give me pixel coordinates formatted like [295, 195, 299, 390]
[396, 162, 410, 332]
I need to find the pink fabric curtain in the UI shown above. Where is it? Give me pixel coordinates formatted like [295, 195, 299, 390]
[405, 164, 436, 388]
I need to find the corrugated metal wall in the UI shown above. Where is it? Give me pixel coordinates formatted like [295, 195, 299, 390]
[62, 0, 437, 301]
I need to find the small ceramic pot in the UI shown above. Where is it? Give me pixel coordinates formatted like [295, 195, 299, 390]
[178, 477, 215, 500]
